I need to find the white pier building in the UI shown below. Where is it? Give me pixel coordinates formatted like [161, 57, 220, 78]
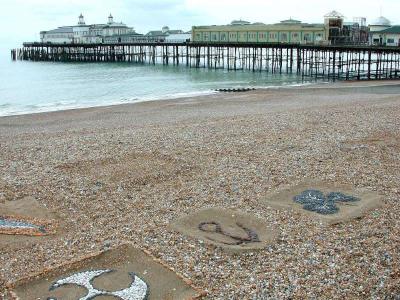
[40, 14, 138, 44]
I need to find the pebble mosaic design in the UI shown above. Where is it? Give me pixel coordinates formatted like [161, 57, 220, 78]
[198, 221, 260, 245]
[0, 216, 46, 234]
[48, 269, 148, 300]
[293, 190, 360, 215]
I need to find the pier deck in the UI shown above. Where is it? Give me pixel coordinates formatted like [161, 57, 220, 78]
[11, 42, 400, 80]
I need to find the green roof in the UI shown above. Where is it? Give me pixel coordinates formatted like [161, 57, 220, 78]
[380, 26, 400, 34]
[107, 32, 143, 37]
[280, 19, 302, 24]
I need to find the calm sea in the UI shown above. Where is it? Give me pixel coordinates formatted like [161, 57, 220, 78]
[0, 49, 318, 117]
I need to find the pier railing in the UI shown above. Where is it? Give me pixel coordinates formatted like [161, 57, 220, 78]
[11, 42, 400, 81]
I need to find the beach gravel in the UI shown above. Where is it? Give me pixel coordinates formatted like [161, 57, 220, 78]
[0, 83, 399, 299]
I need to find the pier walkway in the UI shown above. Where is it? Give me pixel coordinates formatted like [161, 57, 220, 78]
[11, 42, 400, 80]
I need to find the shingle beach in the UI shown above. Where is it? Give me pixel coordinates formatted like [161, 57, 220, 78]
[0, 82, 399, 299]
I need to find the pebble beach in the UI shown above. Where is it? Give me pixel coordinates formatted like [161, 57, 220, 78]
[0, 82, 399, 299]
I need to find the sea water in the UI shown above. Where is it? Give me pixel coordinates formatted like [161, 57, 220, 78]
[1, 51, 319, 117]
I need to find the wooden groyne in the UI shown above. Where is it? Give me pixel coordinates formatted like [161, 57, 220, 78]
[12, 42, 400, 80]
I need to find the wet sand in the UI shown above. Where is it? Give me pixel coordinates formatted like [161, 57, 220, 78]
[1, 82, 399, 298]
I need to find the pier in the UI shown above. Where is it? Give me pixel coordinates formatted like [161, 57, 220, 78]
[12, 42, 400, 80]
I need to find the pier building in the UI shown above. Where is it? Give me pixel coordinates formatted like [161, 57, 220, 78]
[369, 16, 392, 45]
[326, 11, 369, 45]
[192, 19, 327, 44]
[146, 26, 191, 42]
[378, 26, 400, 46]
[192, 11, 370, 45]
[40, 26, 74, 44]
[40, 14, 137, 44]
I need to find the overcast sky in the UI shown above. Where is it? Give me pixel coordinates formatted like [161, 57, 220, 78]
[1, 0, 400, 49]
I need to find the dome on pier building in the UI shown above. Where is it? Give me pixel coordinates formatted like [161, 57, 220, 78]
[324, 10, 344, 19]
[108, 14, 114, 25]
[370, 16, 391, 27]
[279, 18, 302, 25]
[78, 13, 85, 25]
[230, 20, 251, 26]
[324, 10, 344, 28]
[369, 16, 391, 33]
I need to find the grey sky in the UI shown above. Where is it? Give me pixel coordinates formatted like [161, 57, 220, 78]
[1, 0, 400, 48]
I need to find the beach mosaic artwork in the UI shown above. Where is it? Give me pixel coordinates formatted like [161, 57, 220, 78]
[0, 215, 48, 236]
[293, 190, 360, 215]
[198, 221, 260, 246]
[171, 208, 277, 251]
[263, 182, 382, 224]
[11, 245, 205, 300]
[47, 269, 148, 300]
[0, 197, 57, 244]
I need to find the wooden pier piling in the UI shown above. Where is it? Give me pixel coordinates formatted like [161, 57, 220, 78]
[11, 42, 400, 81]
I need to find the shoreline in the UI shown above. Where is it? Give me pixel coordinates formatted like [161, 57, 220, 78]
[1, 79, 400, 119]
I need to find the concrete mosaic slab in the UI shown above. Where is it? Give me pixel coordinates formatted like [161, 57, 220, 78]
[9, 244, 205, 300]
[56, 153, 183, 189]
[0, 215, 52, 236]
[341, 132, 399, 151]
[0, 197, 57, 246]
[171, 208, 278, 251]
[0, 196, 53, 220]
[263, 181, 382, 225]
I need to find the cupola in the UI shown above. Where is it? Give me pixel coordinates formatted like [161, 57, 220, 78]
[108, 14, 114, 25]
[78, 13, 85, 25]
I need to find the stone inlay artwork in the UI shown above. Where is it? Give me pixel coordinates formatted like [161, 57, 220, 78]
[198, 221, 260, 246]
[293, 190, 360, 215]
[0, 215, 48, 236]
[263, 182, 382, 225]
[11, 245, 204, 300]
[171, 208, 277, 251]
[48, 269, 149, 300]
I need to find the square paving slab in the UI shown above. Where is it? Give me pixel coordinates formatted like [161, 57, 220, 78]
[0, 197, 58, 247]
[263, 181, 382, 225]
[10, 244, 205, 300]
[170, 208, 278, 252]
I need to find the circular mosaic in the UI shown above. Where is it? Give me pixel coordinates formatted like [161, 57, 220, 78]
[11, 245, 205, 300]
[48, 270, 148, 300]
